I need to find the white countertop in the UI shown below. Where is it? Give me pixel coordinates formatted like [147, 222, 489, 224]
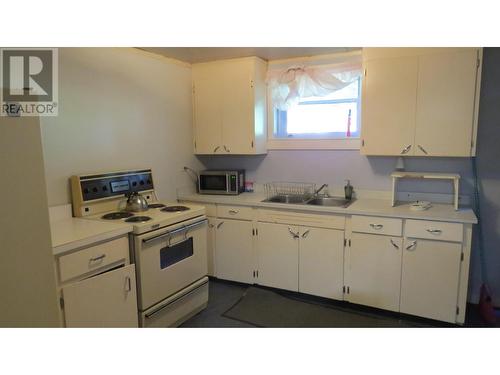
[50, 205, 132, 256]
[179, 192, 478, 224]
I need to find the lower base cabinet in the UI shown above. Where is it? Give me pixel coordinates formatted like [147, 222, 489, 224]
[299, 227, 344, 300]
[62, 264, 138, 327]
[347, 233, 402, 312]
[215, 218, 254, 284]
[400, 238, 462, 323]
[257, 222, 299, 291]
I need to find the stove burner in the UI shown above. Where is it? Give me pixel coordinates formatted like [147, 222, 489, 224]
[148, 203, 166, 209]
[125, 216, 152, 223]
[161, 205, 191, 212]
[102, 211, 134, 220]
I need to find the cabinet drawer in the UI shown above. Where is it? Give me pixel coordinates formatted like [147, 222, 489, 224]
[405, 220, 463, 242]
[217, 205, 254, 221]
[257, 209, 345, 230]
[351, 216, 402, 236]
[58, 236, 129, 282]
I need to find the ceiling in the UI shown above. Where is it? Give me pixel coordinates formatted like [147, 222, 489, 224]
[140, 47, 360, 64]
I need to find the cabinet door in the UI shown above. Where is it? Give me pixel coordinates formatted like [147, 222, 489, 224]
[193, 64, 223, 154]
[207, 217, 216, 277]
[361, 56, 418, 156]
[221, 60, 254, 154]
[215, 218, 254, 284]
[400, 238, 462, 323]
[348, 234, 402, 312]
[414, 49, 478, 156]
[257, 222, 299, 291]
[62, 264, 138, 327]
[299, 227, 344, 300]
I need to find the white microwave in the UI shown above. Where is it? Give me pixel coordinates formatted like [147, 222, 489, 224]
[198, 170, 245, 195]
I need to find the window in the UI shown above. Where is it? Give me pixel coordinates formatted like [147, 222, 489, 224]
[274, 78, 361, 139]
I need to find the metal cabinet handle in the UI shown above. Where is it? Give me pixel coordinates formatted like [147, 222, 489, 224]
[426, 229, 442, 234]
[217, 221, 224, 229]
[418, 145, 428, 155]
[370, 223, 384, 230]
[301, 229, 310, 238]
[228, 209, 238, 215]
[401, 144, 412, 154]
[288, 227, 299, 239]
[213, 146, 220, 153]
[89, 254, 106, 262]
[390, 239, 399, 249]
[406, 240, 417, 250]
[125, 276, 132, 292]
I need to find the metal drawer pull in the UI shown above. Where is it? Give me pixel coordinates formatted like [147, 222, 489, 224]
[217, 221, 224, 229]
[401, 144, 412, 154]
[288, 227, 299, 239]
[213, 146, 220, 153]
[228, 210, 239, 214]
[390, 239, 399, 249]
[90, 254, 106, 262]
[418, 145, 429, 155]
[142, 219, 208, 244]
[406, 240, 417, 250]
[370, 224, 384, 230]
[125, 276, 132, 292]
[301, 229, 310, 238]
[426, 229, 442, 234]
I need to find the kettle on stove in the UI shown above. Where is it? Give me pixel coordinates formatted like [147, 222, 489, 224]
[125, 191, 149, 212]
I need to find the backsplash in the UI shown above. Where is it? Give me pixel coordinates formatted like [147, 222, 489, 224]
[197, 150, 474, 200]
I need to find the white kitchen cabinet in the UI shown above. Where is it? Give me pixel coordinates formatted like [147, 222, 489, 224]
[257, 222, 299, 292]
[214, 218, 255, 284]
[207, 217, 216, 276]
[414, 49, 479, 156]
[347, 233, 402, 312]
[192, 63, 223, 154]
[298, 227, 344, 300]
[192, 57, 267, 155]
[62, 264, 138, 327]
[361, 48, 482, 157]
[400, 238, 462, 323]
[361, 56, 418, 156]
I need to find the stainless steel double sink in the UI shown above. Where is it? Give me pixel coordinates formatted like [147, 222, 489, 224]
[262, 195, 354, 208]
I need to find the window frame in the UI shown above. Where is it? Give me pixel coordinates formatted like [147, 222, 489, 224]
[266, 52, 362, 151]
[274, 78, 362, 140]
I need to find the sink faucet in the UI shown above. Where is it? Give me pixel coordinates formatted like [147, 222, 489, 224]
[313, 184, 328, 196]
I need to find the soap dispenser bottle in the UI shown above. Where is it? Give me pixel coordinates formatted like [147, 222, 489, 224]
[344, 180, 353, 200]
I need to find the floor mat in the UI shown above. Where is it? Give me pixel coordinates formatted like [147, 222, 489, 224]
[223, 286, 433, 328]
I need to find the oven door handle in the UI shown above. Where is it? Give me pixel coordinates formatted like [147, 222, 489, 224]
[142, 219, 207, 245]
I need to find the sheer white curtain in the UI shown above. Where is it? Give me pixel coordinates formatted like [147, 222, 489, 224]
[267, 53, 362, 111]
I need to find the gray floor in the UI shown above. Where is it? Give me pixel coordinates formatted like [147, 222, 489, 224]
[180, 278, 490, 328]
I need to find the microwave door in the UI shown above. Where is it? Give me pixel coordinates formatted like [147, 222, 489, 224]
[200, 174, 227, 194]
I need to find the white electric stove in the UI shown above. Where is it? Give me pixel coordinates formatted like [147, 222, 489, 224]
[70, 169, 209, 327]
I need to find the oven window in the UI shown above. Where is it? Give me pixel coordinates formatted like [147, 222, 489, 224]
[200, 175, 226, 191]
[160, 238, 194, 269]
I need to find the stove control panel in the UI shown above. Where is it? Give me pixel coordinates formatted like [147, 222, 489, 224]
[72, 169, 154, 202]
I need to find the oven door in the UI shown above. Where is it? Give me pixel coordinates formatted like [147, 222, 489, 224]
[134, 217, 208, 311]
[199, 172, 229, 194]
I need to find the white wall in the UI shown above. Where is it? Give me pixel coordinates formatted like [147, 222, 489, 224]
[41, 48, 202, 206]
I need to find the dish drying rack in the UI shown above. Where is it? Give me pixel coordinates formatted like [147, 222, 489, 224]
[264, 182, 317, 199]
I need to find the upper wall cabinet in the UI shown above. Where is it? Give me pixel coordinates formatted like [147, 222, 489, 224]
[360, 48, 482, 157]
[192, 57, 268, 155]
